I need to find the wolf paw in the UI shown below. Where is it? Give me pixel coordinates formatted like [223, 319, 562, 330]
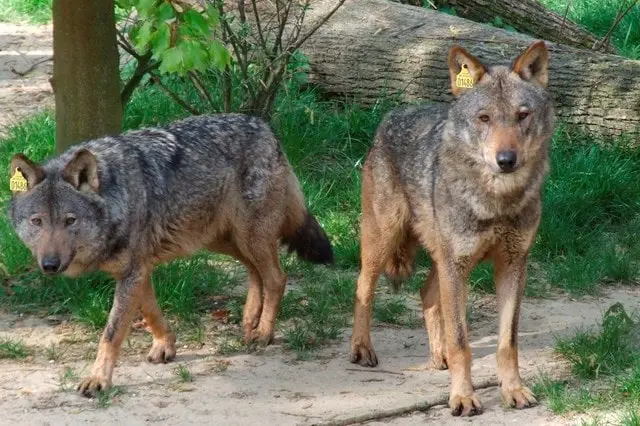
[147, 334, 177, 364]
[449, 392, 483, 417]
[243, 327, 273, 346]
[77, 375, 111, 398]
[350, 338, 378, 367]
[501, 385, 537, 409]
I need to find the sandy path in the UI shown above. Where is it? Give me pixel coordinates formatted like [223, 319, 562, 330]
[1, 287, 637, 425]
[0, 23, 53, 135]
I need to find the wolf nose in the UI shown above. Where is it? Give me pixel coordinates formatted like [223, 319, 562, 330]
[41, 256, 61, 273]
[496, 151, 517, 173]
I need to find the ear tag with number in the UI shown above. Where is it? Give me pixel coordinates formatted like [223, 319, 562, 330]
[455, 64, 474, 89]
[10, 168, 28, 192]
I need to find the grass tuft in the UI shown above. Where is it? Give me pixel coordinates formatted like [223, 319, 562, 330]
[0, 0, 51, 24]
[0, 338, 31, 359]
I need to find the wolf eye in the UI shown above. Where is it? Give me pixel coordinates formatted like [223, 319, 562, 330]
[65, 216, 76, 226]
[30, 217, 42, 227]
[518, 111, 530, 121]
[479, 114, 490, 123]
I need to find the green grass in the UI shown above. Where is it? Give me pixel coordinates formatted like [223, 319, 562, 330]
[540, 0, 640, 59]
[174, 364, 194, 382]
[0, 338, 31, 359]
[1, 74, 640, 342]
[534, 303, 640, 418]
[373, 295, 411, 325]
[279, 271, 354, 355]
[96, 385, 125, 408]
[0, 0, 51, 24]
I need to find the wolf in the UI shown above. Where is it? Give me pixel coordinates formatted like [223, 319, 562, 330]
[349, 41, 555, 416]
[9, 113, 333, 397]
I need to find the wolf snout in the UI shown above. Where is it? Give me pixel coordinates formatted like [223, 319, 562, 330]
[41, 255, 62, 274]
[496, 151, 517, 173]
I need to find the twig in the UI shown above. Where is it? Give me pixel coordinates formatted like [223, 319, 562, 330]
[117, 30, 140, 59]
[272, 0, 292, 57]
[251, 0, 268, 52]
[188, 71, 216, 110]
[10, 56, 53, 77]
[120, 52, 157, 106]
[216, 0, 232, 112]
[345, 368, 404, 376]
[559, 0, 572, 39]
[312, 377, 500, 426]
[593, 0, 638, 51]
[149, 73, 200, 115]
[290, 0, 346, 52]
[285, 0, 311, 51]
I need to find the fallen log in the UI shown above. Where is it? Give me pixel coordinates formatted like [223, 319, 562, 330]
[434, 0, 615, 53]
[298, 0, 640, 136]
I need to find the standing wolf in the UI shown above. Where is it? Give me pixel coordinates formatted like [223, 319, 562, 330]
[9, 114, 333, 397]
[350, 41, 555, 416]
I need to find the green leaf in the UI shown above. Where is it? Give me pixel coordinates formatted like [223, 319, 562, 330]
[155, 3, 174, 22]
[208, 40, 230, 70]
[205, 6, 220, 28]
[136, 0, 155, 19]
[134, 21, 154, 52]
[159, 47, 184, 74]
[183, 9, 210, 37]
[182, 41, 208, 72]
[150, 22, 171, 59]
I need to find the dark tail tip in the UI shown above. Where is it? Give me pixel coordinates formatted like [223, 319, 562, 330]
[283, 211, 334, 264]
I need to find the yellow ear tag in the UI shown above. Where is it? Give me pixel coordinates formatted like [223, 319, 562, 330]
[10, 167, 28, 192]
[455, 64, 474, 89]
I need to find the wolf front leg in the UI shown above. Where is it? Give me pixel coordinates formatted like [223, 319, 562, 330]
[77, 268, 146, 397]
[493, 248, 537, 409]
[437, 257, 482, 417]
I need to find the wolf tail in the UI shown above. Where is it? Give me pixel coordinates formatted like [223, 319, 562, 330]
[281, 172, 334, 264]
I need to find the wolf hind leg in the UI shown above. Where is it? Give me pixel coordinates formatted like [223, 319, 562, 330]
[206, 241, 264, 343]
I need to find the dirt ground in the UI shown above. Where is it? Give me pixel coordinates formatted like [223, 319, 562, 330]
[1, 286, 638, 425]
[1, 22, 639, 426]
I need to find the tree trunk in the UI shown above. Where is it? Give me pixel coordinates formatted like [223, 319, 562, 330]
[53, 0, 122, 152]
[434, 0, 615, 53]
[298, 0, 640, 136]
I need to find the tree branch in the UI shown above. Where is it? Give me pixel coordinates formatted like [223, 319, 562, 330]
[251, 0, 268, 53]
[149, 73, 201, 115]
[188, 71, 217, 111]
[120, 52, 157, 106]
[312, 377, 500, 426]
[290, 0, 346, 52]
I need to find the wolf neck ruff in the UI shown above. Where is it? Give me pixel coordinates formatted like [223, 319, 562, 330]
[10, 168, 28, 192]
[455, 64, 474, 89]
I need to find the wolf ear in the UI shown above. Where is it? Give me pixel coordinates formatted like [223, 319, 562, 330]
[10, 154, 44, 195]
[512, 40, 549, 87]
[62, 149, 99, 193]
[448, 45, 487, 97]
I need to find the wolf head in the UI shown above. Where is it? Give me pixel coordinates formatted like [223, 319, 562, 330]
[9, 149, 109, 276]
[444, 41, 555, 192]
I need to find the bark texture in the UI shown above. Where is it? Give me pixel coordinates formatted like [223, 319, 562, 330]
[435, 0, 615, 53]
[53, 0, 122, 152]
[299, 0, 640, 136]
